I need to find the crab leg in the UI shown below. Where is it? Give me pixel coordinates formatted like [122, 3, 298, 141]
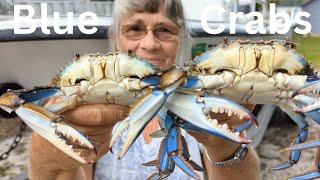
[143, 139, 175, 180]
[164, 92, 256, 144]
[288, 148, 320, 180]
[270, 105, 308, 171]
[0, 87, 63, 113]
[143, 112, 204, 180]
[164, 113, 202, 179]
[293, 95, 320, 124]
[285, 140, 320, 151]
[166, 128, 200, 179]
[234, 121, 254, 133]
[293, 78, 320, 97]
[183, 71, 236, 89]
[289, 171, 320, 180]
[292, 78, 320, 113]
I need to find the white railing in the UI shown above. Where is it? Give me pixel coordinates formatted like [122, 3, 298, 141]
[12, 0, 114, 17]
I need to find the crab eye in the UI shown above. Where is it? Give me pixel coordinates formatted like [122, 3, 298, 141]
[274, 69, 289, 74]
[75, 78, 88, 85]
[128, 75, 140, 79]
[214, 69, 225, 74]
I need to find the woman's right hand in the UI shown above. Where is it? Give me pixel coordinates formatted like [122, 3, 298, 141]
[29, 104, 129, 180]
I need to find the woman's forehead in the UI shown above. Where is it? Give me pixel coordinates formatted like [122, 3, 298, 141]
[120, 12, 177, 26]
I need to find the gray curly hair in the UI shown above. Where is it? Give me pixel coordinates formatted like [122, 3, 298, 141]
[109, 0, 192, 65]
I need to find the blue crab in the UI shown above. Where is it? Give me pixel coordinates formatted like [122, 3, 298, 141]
[177, 39, 320, 179]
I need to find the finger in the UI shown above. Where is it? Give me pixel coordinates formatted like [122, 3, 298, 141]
[63, 104, 130, 126]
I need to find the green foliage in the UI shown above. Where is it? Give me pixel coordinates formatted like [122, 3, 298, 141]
[294, 35, 320, 68]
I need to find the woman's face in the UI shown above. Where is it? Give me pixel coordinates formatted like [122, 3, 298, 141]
[117, 10, 180, 70]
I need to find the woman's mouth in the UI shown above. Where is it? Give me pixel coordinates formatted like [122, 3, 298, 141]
[141, 56, 165, 66]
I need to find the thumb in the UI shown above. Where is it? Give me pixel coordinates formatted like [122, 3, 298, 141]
[63, 104, 130, 126]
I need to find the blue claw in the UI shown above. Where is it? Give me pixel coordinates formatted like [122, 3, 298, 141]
[112, 71, 186, 158]
[289, 171, 320, 180]
[15, 104, 94, 163]
[165, 92, 255, 144]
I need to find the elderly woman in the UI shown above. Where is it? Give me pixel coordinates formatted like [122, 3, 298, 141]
[29, 0, 260, 179]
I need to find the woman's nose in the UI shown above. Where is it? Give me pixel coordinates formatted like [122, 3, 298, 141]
[140, 30, 161, 51]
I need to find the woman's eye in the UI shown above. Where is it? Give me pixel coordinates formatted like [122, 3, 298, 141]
[157, 27, 172, 33]
[127, 25, 144, 32]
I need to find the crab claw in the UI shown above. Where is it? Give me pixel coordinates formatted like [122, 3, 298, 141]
[111, 90, 169, 158]
[15, 103, 95, 163]
[165, 92, 256, 144]
[110, 69, 187, 158]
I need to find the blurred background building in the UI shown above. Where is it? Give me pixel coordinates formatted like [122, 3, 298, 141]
[301, 0, 320, 35]
[1, 0, 114, 16]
